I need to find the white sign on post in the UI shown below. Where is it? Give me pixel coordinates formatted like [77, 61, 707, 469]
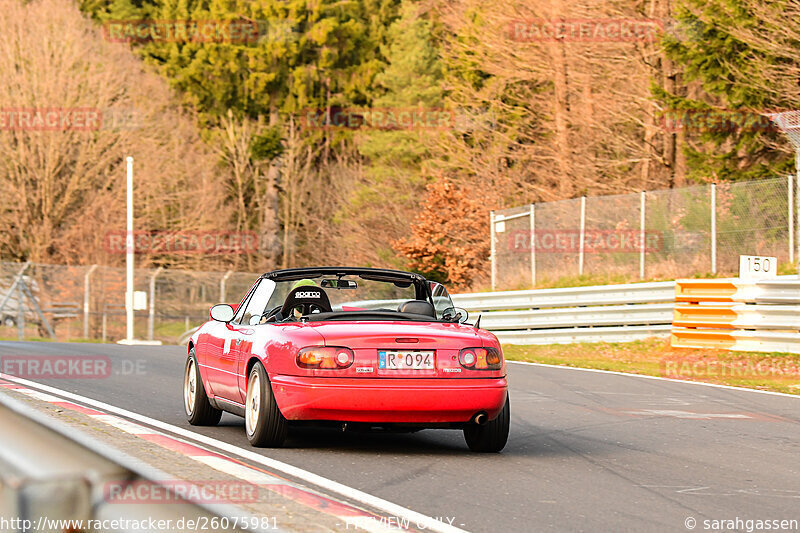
[739, 255, 777, 280]
[133, 291, 148, 311]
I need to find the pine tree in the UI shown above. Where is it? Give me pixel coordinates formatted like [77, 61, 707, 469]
[655, 0, 794, 182]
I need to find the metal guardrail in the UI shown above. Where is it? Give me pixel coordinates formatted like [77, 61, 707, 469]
[452, 281, 675, 345]
[0, 389, 271, 533]
[672, 277, 800, 353]
[453, 281, 676, 311]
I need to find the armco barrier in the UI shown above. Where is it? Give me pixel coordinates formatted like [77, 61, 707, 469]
[0, 389, 267, 533]
[452, 281, 676, 345]
[672, 277, 800, 353]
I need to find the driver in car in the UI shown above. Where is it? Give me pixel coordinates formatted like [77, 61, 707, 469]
[259, 278, 319, 324]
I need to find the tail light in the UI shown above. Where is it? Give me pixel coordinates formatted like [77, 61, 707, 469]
[458, 347, 502, 370]
[297, 347, 354, 369]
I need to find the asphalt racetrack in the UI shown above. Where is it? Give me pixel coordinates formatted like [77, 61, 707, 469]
[1, 341, 798, 532]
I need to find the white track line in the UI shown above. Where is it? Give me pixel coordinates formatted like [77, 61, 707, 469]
[508, 360, 800, 399]
[0, 373, 466, 533]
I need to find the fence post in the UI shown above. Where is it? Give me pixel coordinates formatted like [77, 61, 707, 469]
[711, 183, 717, 274]
[490, 211, 496, 291]
[220, 270, 234, 303]
[640, 191, 646, 280]
[529, 204, 536, 288]
[17, 278, 24, 341]
[83, 264, 98, 339]
[579, 196, 586, 276]
[147, 267, 163, 341]
[796, 153, 800, 276]
[790, 174, 794, 265]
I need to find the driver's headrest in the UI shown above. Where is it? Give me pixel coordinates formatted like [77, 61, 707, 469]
[281, 285, 332, 315]
[397, 299, 435, 317]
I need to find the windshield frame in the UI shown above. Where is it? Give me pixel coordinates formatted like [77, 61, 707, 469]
[254, 267, 460, 323]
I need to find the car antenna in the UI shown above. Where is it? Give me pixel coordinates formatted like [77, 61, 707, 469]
[474, 315, 481, 329]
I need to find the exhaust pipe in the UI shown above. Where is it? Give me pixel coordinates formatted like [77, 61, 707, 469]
[472, 412, 488, 425]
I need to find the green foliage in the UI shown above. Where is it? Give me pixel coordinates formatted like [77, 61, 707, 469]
[655, 0, 794, 182]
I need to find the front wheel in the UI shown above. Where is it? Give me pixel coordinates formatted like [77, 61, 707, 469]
[245, 362, 288, 447]
[464, 395, 510, 453]
[184, 350, 222, 426]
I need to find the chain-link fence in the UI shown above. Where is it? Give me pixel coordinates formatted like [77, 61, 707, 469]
[0, 262, 260, 344]
[491, 176, 796, 290]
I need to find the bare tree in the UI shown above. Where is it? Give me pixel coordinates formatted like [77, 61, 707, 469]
[0, 0, 231, 268]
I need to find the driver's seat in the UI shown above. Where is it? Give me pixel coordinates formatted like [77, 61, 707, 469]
[279, 285, 333, 319]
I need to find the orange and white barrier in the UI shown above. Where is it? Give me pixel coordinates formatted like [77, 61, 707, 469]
[672, 278, 800, 353]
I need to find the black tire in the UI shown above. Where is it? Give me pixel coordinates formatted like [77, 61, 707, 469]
[464, 394, 510, 453]
[184, 349, 222, 426]
[245, 362, 288, 447]
[2, 316, 15, 328]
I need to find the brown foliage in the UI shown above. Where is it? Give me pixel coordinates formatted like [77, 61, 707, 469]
[394, 178, 489, 288]
[0, 0, 231, 269]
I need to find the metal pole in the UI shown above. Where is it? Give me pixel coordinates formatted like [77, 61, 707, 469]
[640, 191, 646, 280]
[490, 211, 496, 291]
[796, 152, 800, 276]
[17, 278, 24, 341]
[83, 264, 98, 339]
[711, 183, 717, 275]
[790, 174, 795, 265]
[529, 204, 536, 288]
[220, 270, 234, 302]
[578, 196, 586, 276]
[147, 267, 163, 341]
[102, 312, 107, 343]
[125, 156, 134, 342]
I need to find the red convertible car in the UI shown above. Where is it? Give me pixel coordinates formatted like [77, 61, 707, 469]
[184, 267, 509, 452]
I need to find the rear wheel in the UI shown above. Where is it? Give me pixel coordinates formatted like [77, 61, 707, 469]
[184, 350, 222, 426]
[245, 362, 288, 447]
[464, 395, 510, 453]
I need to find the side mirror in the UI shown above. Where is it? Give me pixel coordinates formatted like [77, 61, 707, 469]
[443, 307, 470, 324]
[453, 307, 470, 324]
[210, 304, 235, 323]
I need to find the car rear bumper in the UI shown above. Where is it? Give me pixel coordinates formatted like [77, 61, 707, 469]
[269, 375, 508, 423]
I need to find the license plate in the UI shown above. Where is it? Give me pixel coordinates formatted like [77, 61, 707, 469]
[378, 350, 434, 370]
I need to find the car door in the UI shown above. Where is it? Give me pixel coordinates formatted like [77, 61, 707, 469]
[200, 284, 255, 400]
[203, 280, 262, 402]
[224, 279, 276, 403]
